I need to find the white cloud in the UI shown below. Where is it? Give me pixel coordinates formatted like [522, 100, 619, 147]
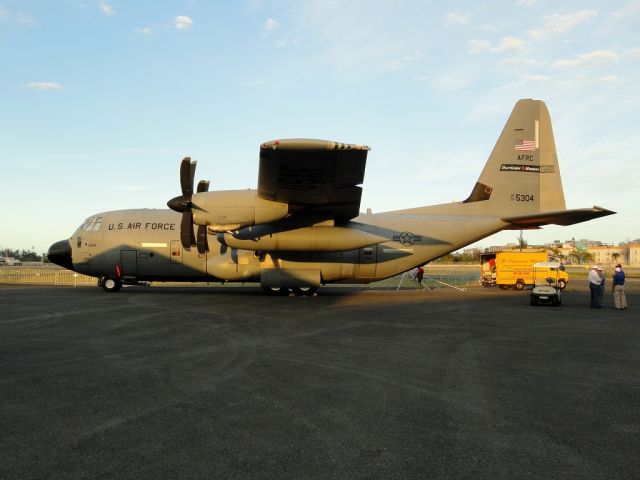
[478, 24, 498, 33]
[135, 27, 152, 35]
[467, 37, 524, 54]
[628, 48, 640, 59]
[0, 8, 36, 25]
[528, 10, 597, 40]
[21, 82, 63, 91]
[553, 50, 618, 69]
[285, 2, 428, 77]
[596, 75, 619, 83]
[99, 1, 114, 16]
[517, 0, 537, 6]
[383, 51, 421, 71]
[427, 76, 472, 93]
[445, 12, 469, 26]
[262, 18, 280, 35]
[175, 15, 193, 30]
[495, 36, 525, 52]
[467, 38, 491, 54]
[521, 74, 549, 82]
[501, 57, 541, 67]
[17, 13, 36, 26]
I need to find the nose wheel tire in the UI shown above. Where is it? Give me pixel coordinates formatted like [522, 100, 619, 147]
[101, 277, 122, 292]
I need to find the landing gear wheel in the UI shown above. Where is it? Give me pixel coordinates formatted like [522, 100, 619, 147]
[515, 280, 525, 291]
[262, 286, 287, 296]
[101, 277, 122, 292]
[292, 286, 318, 297]
[557, 279, 566, 289]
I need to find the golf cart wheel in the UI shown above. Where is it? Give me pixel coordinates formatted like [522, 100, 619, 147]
[552, 296, 561, 307]
[530, 295, 538, 306]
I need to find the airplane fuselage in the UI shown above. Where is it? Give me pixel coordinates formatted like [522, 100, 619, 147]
[55, 206, 507, 287]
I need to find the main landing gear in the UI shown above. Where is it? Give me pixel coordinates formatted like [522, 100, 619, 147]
[262, 286, 318, 296]
[100, 277, 122, 292]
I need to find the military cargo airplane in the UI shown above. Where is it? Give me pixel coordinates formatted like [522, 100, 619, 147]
[48, 99, 613, 295]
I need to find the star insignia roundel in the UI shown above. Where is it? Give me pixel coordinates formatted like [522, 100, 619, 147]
[399, 231, 415, 247]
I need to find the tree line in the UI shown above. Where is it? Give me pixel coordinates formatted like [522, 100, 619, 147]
[1, 248, 47, 262]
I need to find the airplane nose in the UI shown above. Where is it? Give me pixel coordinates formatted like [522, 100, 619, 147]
[47, 240, 73, 269]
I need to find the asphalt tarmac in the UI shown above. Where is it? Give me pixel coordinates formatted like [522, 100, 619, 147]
[1, 282, 639, 479]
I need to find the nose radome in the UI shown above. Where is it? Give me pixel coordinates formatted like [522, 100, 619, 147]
[47, 240, 73, 270]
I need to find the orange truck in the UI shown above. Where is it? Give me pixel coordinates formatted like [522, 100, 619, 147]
[480, 251, 568, 290]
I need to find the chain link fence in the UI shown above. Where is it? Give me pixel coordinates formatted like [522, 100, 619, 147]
[0, 266, 98, 286]
[0, 264, 481, 290]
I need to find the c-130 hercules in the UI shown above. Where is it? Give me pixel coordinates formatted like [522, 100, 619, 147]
[48, 99, 613, 295]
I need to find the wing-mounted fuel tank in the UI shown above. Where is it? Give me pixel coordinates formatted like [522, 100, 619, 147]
[218, 222, 387, 252]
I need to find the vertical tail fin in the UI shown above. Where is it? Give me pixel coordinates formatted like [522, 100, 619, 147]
[464, 99, 566, 216]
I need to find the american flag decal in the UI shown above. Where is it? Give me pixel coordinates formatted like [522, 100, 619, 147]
[515, 139, 536, 151]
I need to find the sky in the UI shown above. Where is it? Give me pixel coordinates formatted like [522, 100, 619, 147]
[1, 0, 639, 255]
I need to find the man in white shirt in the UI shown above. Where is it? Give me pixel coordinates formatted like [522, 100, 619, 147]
[588, 265, 602, 308]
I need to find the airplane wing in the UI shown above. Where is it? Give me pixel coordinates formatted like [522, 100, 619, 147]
[502, 206, 615, 229]
[257, 139, 369, 222]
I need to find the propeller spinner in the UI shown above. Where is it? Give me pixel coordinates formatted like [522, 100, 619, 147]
[167, 158, 210, 253]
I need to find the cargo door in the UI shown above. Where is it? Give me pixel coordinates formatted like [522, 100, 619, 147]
[120, 249, 138, 276]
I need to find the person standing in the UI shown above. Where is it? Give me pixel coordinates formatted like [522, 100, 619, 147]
[597, 267, 606, 308]
[612, 264, 628, 310]
[588, 266, 602, 308]
[415, 265, 425, 288]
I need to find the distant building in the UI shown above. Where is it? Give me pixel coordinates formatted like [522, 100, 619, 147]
[477, 238, 640, 266]
[622, 241, 640, 266]
[0, 257, 20, 266]
[588, 245, 625, 266]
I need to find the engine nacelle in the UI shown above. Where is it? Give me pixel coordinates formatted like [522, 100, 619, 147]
[218, 225, 387, 252]
[191, 190, 289, 232]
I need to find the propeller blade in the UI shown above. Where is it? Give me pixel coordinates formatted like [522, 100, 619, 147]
[197, 180, 210, 193]
[180, 211, 196, 249]
[196, 224, 209, 254]
[179, 157, 196, 198]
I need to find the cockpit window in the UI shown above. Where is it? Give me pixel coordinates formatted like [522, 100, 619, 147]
[79, 216, 103, 232]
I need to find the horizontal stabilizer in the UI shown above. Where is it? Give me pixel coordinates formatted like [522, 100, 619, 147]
[502, 206, 615, 228]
